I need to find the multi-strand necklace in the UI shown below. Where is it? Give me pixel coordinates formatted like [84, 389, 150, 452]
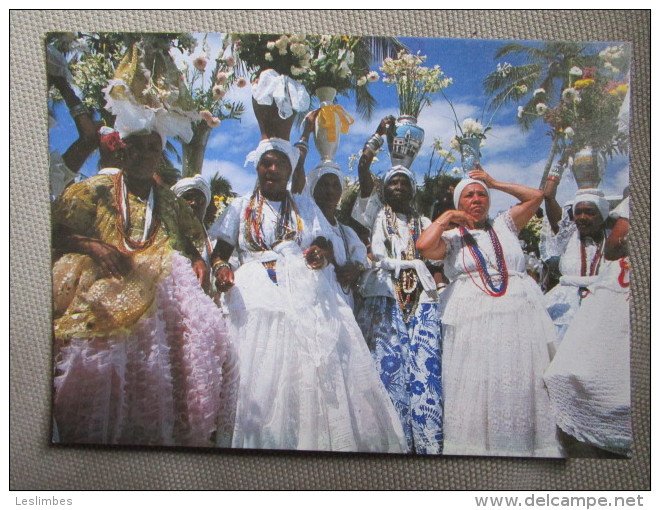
[113, 173, 159, 253]
[384, 205, 422, 323]
[243, 187, 303, 252]
[578, 235, 603, 299]
[459, 224, 508, 297]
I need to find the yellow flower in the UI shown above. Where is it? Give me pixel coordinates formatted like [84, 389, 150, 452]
[574, 78, 594, 89]
[610, 84, 629, 97]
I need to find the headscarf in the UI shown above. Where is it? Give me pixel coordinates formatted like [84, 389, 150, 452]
[171, 175, 212, 215]
[453, 178, 490, 209]
[244, 137, 300, 172]
[572, 188, 609, 220]
[305, 161, 344, 198]
[382, 165, 417, 196]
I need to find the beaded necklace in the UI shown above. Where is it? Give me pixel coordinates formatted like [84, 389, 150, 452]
[243, 187, 303, 252]
[459, 224, 508, 297]
[113, 173, 160, 253]
[578, 235, 603, 299]
[384, 205, 422, 323]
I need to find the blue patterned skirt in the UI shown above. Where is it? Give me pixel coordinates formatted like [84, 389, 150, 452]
[356, 296, 443, 454]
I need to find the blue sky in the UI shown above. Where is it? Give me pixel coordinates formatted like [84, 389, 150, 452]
[49, 34, 629, 216]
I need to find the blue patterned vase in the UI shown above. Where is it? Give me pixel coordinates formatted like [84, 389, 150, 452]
[388, 115, 424, 169]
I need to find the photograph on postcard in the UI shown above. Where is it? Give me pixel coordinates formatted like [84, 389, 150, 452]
[47, 32, 632, 458]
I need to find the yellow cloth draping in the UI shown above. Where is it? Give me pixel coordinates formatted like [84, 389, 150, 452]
[317, 104, 354, 143]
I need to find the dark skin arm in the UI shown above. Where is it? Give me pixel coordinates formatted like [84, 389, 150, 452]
[182, 236, 209, 291]
[543, 177, 563, 234]
[291, 110, 319, 195]
[211, 239, 235, 293]
[604, 216, 630, 260]
[53, 224, 132, 279]
[358, 116, 395, 198]
[49, 75, 99, 173]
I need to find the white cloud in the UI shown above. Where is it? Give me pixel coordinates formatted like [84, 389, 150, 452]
[201, 159, 256, 197]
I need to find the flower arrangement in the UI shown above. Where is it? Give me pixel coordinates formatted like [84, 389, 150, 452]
[182, 36, 245, 130]
[426, 138, 457, 177]
[380, 50, 453, 118]
[518, 45, 629, 160]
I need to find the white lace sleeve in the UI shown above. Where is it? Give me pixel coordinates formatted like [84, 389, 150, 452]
[540, 209, 576, 261]
[208, 196, 244, 246]
[351, 191, 383, 231]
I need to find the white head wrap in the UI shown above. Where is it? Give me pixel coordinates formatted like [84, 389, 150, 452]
[97, 167, 122, 176]
[383, 165, 417, 196]
[573, 188, 609, 220]
[453, 178, 490, 209]
[305, 161, 344, 198]
[171, 175, 212, 213]
[244, 137, 300, 172]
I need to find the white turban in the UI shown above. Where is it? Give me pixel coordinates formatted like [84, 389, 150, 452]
[305, 161, 344, 198]
[383, 165, 417, 196]
[171, 175, 212, 213]
[453, 178, 490, 209]
[573, 188, 609, 220]
[244, 137, 300, 172]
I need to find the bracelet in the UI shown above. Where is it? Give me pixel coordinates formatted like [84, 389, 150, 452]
[294, 140, 309, 152]
[547, 164, 564, 180]
[363, 134, 383, 153]
[546, 175, 560, 183]
[69, 104, 89, 118]
[212, 259, 231, 276]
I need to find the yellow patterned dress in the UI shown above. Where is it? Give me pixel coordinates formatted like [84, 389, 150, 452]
[51, 174, 237, 447]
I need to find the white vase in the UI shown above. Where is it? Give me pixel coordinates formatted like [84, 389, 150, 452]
[572, 146, 604, 189]
[387, 115, 425, 169]
[314, 87, 341, 163]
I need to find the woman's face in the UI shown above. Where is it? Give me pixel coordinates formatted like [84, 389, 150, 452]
[123, 133, 162, 181]
[384, 173, 414, 211]
[313, 173, 343, 214]
[458, 183, 490, 223]
[181, 189, 207, 221]
[573, 201, 604, 237]
[257, 150, 292, 200]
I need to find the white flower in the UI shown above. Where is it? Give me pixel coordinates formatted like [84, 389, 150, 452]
[432, 139, 443, 152]
[337, 61, 352, 78]
[266, 41, 276, 50]
[290, 66, 305, 77]
[450, 167, 462, 176]
[535, 102, 548, 115]
[516, 84, 528, 94]
[562, 87, 577, 102]
[563, 127, 575, 138]
[603, 61, 620, 74]
[192, 55, 208, 71]
[517, 106, 524, 118]
[274, 36, 289, 49]
[216, 71, 229, 85]
[265, 52, 273, 62]
[357, 76, 367, 87]
[320, 35, 332, 47]
[225, 56, 236, 67]
[367, 71, 379, 82]
[569, 66, 583, 76]
[212, 85, 226, 101]
[462, 117, 484, 136]
[450, 137, 460, 151]
[278, 47, 288, 56]
[497, 61, 512, 77]
[290, 42, 308, 58]
[533, 88, 545, 96]
[236, 77, 248, 88]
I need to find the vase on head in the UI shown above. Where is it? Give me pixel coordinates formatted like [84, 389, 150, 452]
[459, 137, 482, 178]
[387, 115, 425, 169]
[572, 146, 604, 189]
[314, 86, 340, 163]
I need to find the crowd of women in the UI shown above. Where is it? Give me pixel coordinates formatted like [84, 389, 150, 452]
[49, 60, 632, 456]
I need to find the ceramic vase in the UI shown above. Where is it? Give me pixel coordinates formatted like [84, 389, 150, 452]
[387, 115, 424, 169]
[572, 146, 603, 189]
[459, 137, 482, 177]
[313, 86, 341, 163]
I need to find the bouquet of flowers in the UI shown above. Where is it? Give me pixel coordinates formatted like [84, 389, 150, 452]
[380, 50, 452, 119]
[519, 45, 629, 161]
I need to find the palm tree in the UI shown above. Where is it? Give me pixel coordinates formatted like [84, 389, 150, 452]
[483, 42, 603, 187]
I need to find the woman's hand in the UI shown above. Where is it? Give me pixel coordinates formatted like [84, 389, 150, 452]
[468, 168, 496, 188]
[191, 257, 210, 291]
[305, 237, 334, 270]
[82, 239, 132, 279]
[214, 265, 235, 293]
[335, 261, 363, 287]
[434, 209, 476, 230]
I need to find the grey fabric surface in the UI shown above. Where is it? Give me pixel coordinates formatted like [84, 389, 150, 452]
[10, 10, 649, 490]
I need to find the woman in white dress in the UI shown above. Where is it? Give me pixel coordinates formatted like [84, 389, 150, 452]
[544, 197, 632, 456]
[417, 169, 561, 457]
[209, 138, 407, 453]
[304, 162, 369, 309]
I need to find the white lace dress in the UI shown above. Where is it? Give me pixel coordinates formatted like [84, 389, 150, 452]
[440, 212, 562, 457]
[544, 198, 632, 455]
[209, 192, 407, 453]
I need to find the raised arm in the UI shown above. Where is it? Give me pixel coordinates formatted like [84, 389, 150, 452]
[416, 210, 475, 260]
[291, 109, 318, 194]
[358, 116, 395, 198]
[542, 166, 565, 234]
[469, 168, 543, 232]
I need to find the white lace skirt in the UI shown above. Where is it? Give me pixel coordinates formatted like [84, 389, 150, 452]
[53, 252, 238, 447]
[224, 253, 408, 453]
[544, 261, 632, 455]
[440, 273, 562, 457]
